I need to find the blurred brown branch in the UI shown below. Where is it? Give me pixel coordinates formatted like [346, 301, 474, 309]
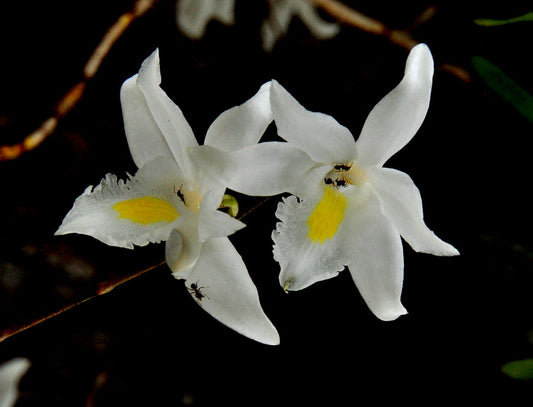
[310, 0, 417, 49]
[0, 0, 157, 161]
[310, 0, 471, 82]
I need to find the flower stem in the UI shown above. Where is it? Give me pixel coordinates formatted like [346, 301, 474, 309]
[0, 261, 166, 343]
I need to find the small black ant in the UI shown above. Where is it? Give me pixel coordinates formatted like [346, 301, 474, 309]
[334, 164, 351, 171]
[188, 282, 209, 301]
[174, 185, 185, 203]
[324, 177, 347, 188]
[336, 179, 347, 187]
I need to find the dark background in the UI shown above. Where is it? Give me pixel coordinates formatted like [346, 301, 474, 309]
[1, 0, 532, 405]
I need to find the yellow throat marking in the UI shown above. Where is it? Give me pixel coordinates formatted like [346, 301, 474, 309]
[307, 186, 348, 244]
[113, 197, 179, 225]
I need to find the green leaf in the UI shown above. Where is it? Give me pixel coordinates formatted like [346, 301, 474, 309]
[219, 194, 239, 218]
[475, 11, 533, 26]
[471, 56, 533, 123]
[502, 358, 533, 380]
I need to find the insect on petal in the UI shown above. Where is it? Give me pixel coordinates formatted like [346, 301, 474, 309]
[185, 237, 280, 345]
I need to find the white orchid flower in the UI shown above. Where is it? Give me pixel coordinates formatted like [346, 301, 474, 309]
[56, 49, 279, 345]
[262, 0, 340, 52]
[0, 358, 30, 407]
[176, 0, 235, 39]
[193, 44, 459, 321]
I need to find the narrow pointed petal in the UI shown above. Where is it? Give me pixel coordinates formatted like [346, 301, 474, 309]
[354, 44, 434, 168]
[55, 159, 184, 249]
[269, 0, 294, 31]
[205, 82, 272, 151]
[370, 167, 459, 256]
[177, 0, 214, 39]
[120, 74, 175, 168]
[190, 143, 321, 197]
[185, 237, 280, 345]
[296, 0, 340, 39]
[177, 0, 235, 39]
[0, 358, 30, 407]
[270, 80, 357, 164]
[261, 21, 278, 53]
[261, 0, 339, 51]
[342, 193, 406, 321]
[136, 49, 199, 182]
[212, 0, 235, 25]
[273, 194, 347, 291]
[198, 189, 245, 242]
[261, 0, 293, 52]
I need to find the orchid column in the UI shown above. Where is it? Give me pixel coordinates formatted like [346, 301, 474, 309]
[56, 50, 279, 345]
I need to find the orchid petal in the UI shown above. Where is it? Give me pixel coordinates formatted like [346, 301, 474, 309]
[270, 80, 357, 164]
[55, 159, 184, 249]
[176, 0, 212, 39]
[269, 0, 294, 32]
[185, 237, 280, 345]
[261, 0, 294, 52]
[261, 0, 339, 52]
[0, 358, 30, 407]
[198, 189, 245, 242]
[205, 82, 273, 151]
[370, 167, 459, 256]
[273, 195, 347, 291]
[120, 75, 174, 168]
[354, 44, 434, 168]
[260, 22, 277, 53]
[296, 0, 340, 39]
[211, 0, 235, 25]
[177, 0, 235, 39]
[195, 165, 227, 208]
[136, 49, 199, 182]
[342, 193, 406, 321]
[190, 143, 322, 197]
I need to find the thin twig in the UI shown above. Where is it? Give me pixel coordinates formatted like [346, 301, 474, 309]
[0, 261, 166, 343]
[0, 0, 157, 161]
[310, 0, 471, 82]
[238, 197, 273, 221]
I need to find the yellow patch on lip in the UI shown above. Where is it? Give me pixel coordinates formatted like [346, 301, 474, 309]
[113, 197, 179, 225]
[307, 186, 348, 243]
